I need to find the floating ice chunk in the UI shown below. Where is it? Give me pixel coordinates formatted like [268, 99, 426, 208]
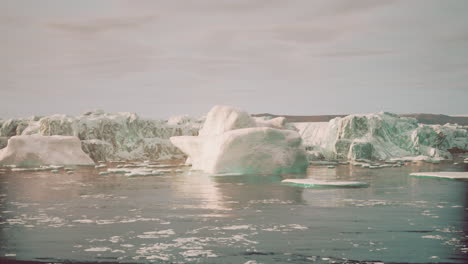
[125, 170, 163, 177]
[95, 164, 106, 169]
[0, 135, 94, 166]
[309, 161, 338, 166]
[409, 171, 468, 180]
[282, 178, 369, 188]
[84, 247, 111, 252]
[12, 166, 52, 172]
[222, 225, 251, 230]
[106, 167, 164, 177]
[171, 105, 308, 174]
[146, 164, 174, 168]
[180, 249, 217, 258]
[107, 168, 131, 174]
[210, 172, 245, 177]
[422, 235, 444, 240]
[73, 219, 94, 224]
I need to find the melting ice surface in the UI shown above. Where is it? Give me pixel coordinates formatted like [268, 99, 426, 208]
[0, 160, 467, 263]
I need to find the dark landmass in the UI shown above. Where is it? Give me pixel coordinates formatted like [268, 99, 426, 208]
[253, 113, 468, 126]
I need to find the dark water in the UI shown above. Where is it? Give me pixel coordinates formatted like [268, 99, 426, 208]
[0, 160, 467, 264]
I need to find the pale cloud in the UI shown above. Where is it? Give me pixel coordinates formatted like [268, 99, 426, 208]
[48, 14, 158, 34]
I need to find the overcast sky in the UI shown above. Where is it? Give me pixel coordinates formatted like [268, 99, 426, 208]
[1, 0, 467, 118]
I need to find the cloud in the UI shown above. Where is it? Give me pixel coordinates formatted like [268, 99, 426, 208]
[327, 0, 400, 15]
[319, 49, 394, 58]
[48, 14, 157, 34]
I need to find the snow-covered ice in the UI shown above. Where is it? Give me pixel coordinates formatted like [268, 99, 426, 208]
[170, 105, 308, 174]
[0, 135, 94, 166]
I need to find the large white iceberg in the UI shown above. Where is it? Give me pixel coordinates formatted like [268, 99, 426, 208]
[170, 105, 308, 174]
[0, 135, 95, 167]
[293, 112, 468, 161]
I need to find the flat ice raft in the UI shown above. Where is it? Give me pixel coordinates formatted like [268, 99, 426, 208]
[409, 172, 468, 180]
[282, 179, 369, 188]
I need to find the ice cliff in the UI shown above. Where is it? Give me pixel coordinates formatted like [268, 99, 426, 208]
[293, 112, 468, 161]
[0, 110, 201, 162]
[170, 105, 308, 174]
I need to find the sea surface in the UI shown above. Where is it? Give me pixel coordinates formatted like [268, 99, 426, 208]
[0, 160, 467, 264]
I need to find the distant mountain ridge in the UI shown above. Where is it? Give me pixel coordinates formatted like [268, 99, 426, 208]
[253, 113, 468, 126]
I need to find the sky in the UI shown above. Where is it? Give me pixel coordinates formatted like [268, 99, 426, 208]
[1, 0, 468, 119]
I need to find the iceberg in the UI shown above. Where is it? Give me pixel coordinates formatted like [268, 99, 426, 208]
[0, 110, 201, 161]
[282, 179, 369, 188]
[293, 112, 468, 161]
[2, 109, 465, 163]
[409, 171, 468, 180]
[170, 105, 308, 174]
[0, 135, 94, 167]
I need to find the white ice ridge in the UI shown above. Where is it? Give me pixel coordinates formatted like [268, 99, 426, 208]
[293, 112, 468, 161]
[409, 171, 468, 180]
[170, 105, 308, 174]
[0, 135, 94, 167]
[282, 178, 369, 187]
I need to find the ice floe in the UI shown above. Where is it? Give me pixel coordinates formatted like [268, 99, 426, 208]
[409, 171, 468, 180]
[105, 167, 174, 177]
[282, 178, 369, 188]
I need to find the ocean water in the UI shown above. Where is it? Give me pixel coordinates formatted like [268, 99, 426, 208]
[0, 161, 467, 263]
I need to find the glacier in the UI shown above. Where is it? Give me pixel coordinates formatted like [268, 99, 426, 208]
[170, 105, 308, 174]
[0, 135, 94, 166]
